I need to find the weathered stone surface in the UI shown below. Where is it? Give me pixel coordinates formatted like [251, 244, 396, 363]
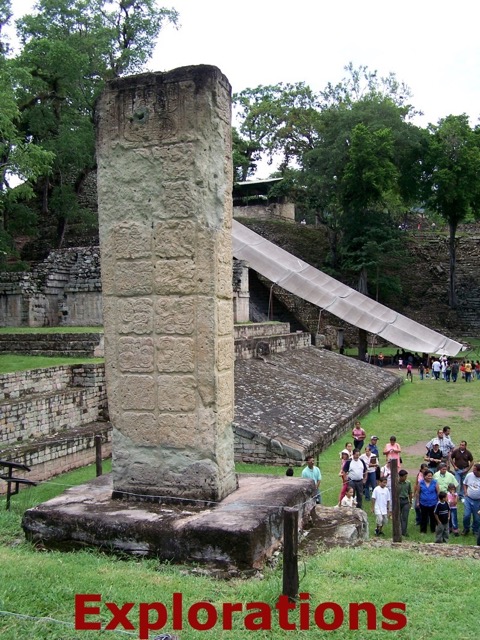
[96, 66, 237, 501]
[118, 337, 154, 372]
[303, 505, 369, 549]
[155, 336, 195, 373]
[22, 473, 316, 569]
[118, 298, 153, 334]
[234, 346, 401, 464]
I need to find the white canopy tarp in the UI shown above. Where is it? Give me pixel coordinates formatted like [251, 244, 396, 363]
[232, 220, 463, 357]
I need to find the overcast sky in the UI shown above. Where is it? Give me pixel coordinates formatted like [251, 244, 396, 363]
[153, 0, 480, 128]
[12, 0, 480, 176]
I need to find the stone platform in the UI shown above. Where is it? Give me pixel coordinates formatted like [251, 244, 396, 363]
[22, 473, 316, 569]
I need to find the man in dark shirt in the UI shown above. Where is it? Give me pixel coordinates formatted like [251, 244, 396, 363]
[450, 440, 474, 499]
[398, 469, 413, 536]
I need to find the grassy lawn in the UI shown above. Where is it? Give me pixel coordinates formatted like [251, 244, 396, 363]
[0, 327, 103, 334]
[0, 355, 104, 373]
[1, 368, 480, 638]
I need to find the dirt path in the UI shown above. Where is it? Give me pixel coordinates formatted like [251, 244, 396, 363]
[365, 538, 480, 559]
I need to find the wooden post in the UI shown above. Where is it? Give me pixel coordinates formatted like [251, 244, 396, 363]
[390, 458, 401, 542]
[95, 435, 103, 477]
[282, 507, 299, 601]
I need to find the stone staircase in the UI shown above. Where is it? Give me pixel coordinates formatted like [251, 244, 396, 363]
[234, 322, 311, 360]
[0, 332, 103, 357]
[0, 364, 110, 492]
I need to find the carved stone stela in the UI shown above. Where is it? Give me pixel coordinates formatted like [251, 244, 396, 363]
[96, 66, 237, 501]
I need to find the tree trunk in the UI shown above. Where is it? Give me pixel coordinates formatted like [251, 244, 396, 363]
[328, 227, 339, 269]
[57, 216, 67, 249]
[358, 328, 367, 362]
[448, 222, 457, 309]
[358, 266, 369, 296]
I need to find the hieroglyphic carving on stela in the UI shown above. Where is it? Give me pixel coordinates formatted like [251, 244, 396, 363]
[153, 220, 196, 258]
[155, 336, 195, 373]
[118, 298, 153, 335]
[114, 222, 151, 259]
[119, 374, 156, 411]
[154, 259, 196, 296]
[114, 260, 153, 297]
[118, 337, 154, 372]
[154, 297, 195, 335]
[156, 374, 196, 413]
[122, 82, 181, 145]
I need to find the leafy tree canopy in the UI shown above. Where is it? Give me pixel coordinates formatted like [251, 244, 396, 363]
[1, 0, 178, 253]
[423, 114, 480, 307]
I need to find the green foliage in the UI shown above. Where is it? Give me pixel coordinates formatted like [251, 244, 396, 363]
[233, 65, 442, 303]
[233, 81, 322, 171]
[232, 126, 261, 181]
[0, 0, 178, 254]
[423, 114, 480, 307]
[425, 114, 480, 226]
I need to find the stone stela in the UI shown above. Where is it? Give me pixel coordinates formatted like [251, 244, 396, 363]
[96, 65, 238, 503]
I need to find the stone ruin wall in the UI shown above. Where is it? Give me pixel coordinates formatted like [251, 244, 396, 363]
[0, 247, 102, 327]
[0, 364, 107, 447]
[0, 364, 110, 493]
[233, 202, 295, 222]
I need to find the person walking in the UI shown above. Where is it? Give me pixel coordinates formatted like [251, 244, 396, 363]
[450, 441, 474, 499]
[415, 469, 440, 534]
[462, 464, 480, 536]
[301, 455, 322, 504]
[343, 449, 368, 509]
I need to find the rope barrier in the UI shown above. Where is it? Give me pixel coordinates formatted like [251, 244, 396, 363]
[0, 475, 321, 511]
[0, 610, 138, 637]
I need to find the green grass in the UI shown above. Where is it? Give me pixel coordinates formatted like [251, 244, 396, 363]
[2, 373, 480, 638]
[0, 326, 103, 334]
[0, 326, 104, 372]
[0, 355, 104, 373]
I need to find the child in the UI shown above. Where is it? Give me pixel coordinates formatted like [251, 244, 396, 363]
[371, 476, 391, 536]
[337, 450, 350, 504]
[447, 483, 459, 536]
[434, 491, 450, 543]
[340, 486, 356, 508]
[406, 363, 413, 382]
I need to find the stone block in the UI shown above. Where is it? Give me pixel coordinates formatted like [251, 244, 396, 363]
[157, 375, 196, 412]
[118, 298, 154, 334]
[118, 337, 154, 372]
[119, 375, 156, 411]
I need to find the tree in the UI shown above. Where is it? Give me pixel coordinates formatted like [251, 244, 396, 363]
[302, 94, 424, 279]
[232, 127, 261, 182]
[319, 62, 420, 114]
[11, 0, 178, 248]
[233, 82, 322, 172]
[0, 0, 54, 256]
[423, 114, 480, 308]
